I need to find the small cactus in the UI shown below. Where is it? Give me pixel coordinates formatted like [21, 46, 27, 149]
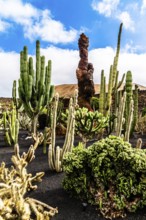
[3, 104, 19, 146]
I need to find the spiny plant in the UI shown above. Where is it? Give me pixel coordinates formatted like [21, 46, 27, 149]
[48, 91, 77, 172]
[17, 40, 54, 138]
[0, 137, 58, 219]
[99, 23, 125, 118]
[3, 104, 19, 146]
[74, 107, 109, 147]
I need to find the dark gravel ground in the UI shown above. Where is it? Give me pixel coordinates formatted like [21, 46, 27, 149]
[0, 131, 146, 220]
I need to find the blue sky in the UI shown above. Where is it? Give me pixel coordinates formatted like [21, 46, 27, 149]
[1, 0, 146, 97]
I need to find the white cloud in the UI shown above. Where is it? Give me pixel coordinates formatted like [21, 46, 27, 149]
[92, 0, 120, 17]
[141, 0, 146, 14]
[0, 0, 38, 25]
[25, 10, 78, 43]
[1, 46, 146, 97]
[0, 0, 78, 43]
[0, 19, 10, 32]
[117, 11, 134, 31]
[0, 50, 20, 97]
[91, 0, 135, 32]
[40, 46, 79, 84]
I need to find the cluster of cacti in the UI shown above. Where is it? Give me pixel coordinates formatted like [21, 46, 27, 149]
[99, 23, 125, 117]
[48, 91, 77, 172]
[74, 107, 109, 147]
[0, 139, 58, 219]
[0, 23, 145, 220]
[114, 70, 139, 141]
[3, 104, 19, 146]
[98, 23, 139, 138]
[114, 90, 134, 142]
[17, 40, 54, 136]
[63, 135, 146, 219]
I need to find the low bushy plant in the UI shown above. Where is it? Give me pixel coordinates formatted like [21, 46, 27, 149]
[63, 136, 146, 219]
[62, 107, 109, 147]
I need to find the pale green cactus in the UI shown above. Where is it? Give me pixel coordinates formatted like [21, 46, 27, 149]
[48, 91, 77, 172]
[3, 105, 19, 146]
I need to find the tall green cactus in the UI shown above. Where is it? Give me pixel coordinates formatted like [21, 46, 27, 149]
[99, 23, 125, 119]
[112, 23, 123, 89]
[114, 90, 134, 142]
[106, 65, 113, 115]
[125, 71, 133, 130]
[18, 40, 54, 136]
[116, 92, 126, 137]
[99, 70, 106, 114]
[132, 84, 138, 132]
[124, 99, 134, 142]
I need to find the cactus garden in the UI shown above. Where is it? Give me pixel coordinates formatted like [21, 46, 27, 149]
[0, 23, 146, 220]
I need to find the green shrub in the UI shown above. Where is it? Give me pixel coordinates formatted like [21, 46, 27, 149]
[63, 136, 146, 219]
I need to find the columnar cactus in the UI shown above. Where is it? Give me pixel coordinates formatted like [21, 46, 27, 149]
[132, 84, 139, 132]
[116, 92, 126, 137]
[125, 71, 133, 132]
[112, 23, 123, 89]
[12, 80, 22, 110]
[124, 99, 134, 142]
[48, 91, 77, 172]
[99, 70, 106, 114]
[3, 105, 19, 146]
[114, 90, 134, 142]
[98, 23, 125, 120]
[18, 40, 54, 136]
[106, 65, 113, 115]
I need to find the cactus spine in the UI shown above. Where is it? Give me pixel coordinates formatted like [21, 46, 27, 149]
[18, 40, 54, 136]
